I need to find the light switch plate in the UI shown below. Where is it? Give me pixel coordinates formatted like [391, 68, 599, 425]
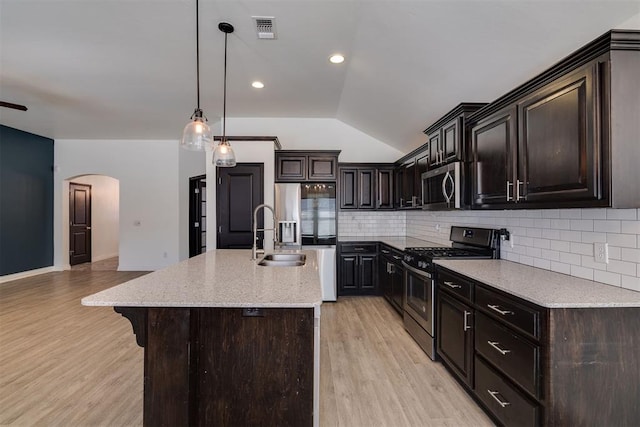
[594, 242, 609, 264]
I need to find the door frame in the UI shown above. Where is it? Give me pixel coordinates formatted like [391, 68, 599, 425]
[69, 182, 92, 265]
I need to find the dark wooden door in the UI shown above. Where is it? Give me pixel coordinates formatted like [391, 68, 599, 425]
[359, 254, 377, 292]
[69, 183, 91, 265]
[442, 118, 460, 162]
[308, 156, 337, 181]
[275, 154, 306, 182]
[189, 175, 206, 258]
[357, 169, 376, 209]
[339, 168, 357, 209]
[217, 164, 263, 249]
[518, 64, 600, 203]
[338, 254, 358, 293]
[394, 167, 404, 207]
[437, 291, 474, 387]
[401, 161, 416, 207]
[471, 107, 517, 207]
[428, 131, 441, 167]
[377, 168, 394, 209]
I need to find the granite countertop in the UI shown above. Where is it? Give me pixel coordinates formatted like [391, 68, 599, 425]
[81, 249, 322, 308]
[339, 236, 446, 251]
[435, 259, 640, 308]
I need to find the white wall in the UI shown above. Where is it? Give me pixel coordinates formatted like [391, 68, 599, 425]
[205, 141, 276, 251]
[55, 140, 179, 271]
[225, 118, 403, 162]
[70, 175, 119, 262]
[178, 149, 206, 260]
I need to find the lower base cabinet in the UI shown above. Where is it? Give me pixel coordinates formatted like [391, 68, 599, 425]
[338, 243, 378, 296]
[437, 292, 473, 387]
[379, 244, 404, 314]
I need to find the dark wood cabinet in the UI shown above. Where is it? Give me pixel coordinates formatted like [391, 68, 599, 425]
[436, 270, 474, 388]
[275, 150, 339, 182]
[395, 159, 418, 209]
[379, 244, 404, 314]
[337, 243, 378, 296]
[470, 30, 640, 209]
[339, 164, 393, 210]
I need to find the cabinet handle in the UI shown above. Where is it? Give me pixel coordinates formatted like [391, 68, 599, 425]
[487, 390, 511, 408]
[354, 247, 365, 251]
[516, 179, 524, 201]
[392, 255, 402, 260]
[487, 341, 511, 355]
[381, 249, 390, 254]
[444, 281, 462, 289]
[389, 264, 395, 274]
[487, 304, 514, 316]
[463, 310, 472, 331]
[506, 181, 513, 202]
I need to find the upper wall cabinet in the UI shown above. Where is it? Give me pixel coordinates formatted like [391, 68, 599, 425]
[275, 150, 340, 182]
[425, 103, 486, 168]
[470, 30, 640, 209]
[339, 164, 394, 210]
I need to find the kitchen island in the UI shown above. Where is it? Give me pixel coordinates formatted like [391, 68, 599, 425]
[82, 249, 322, 427]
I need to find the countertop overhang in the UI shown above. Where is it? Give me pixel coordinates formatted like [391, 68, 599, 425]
[81, 249, 322, 308]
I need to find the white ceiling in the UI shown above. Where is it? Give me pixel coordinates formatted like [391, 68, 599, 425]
[1, 1, 639, 154]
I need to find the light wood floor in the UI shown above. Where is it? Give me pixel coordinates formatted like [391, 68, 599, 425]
[0, 271, 493, 426]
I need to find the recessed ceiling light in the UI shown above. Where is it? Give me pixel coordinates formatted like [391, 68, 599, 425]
[252, 81, 265, 89]
[329, 54, 345, 64]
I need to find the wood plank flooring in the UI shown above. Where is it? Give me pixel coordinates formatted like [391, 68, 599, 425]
[0, 271, 493, 426]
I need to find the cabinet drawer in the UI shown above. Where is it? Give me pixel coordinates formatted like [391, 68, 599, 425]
[379, 245, 403, 262]
[475, 356, 539, 427]
[476, 286, 541, 339]
[340, 243, 377, 254]
[475, 312, 540, 398]
[437, 269, 473, 303]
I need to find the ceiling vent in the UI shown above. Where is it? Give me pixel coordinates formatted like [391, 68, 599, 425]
[252, 16, 277, 39]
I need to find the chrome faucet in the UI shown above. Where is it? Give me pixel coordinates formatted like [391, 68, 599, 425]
[252, 204, 278, 260]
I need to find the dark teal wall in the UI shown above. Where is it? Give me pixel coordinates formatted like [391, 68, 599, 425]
[0, 125, 54, 276]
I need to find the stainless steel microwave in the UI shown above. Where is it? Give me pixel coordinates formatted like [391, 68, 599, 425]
[421, 162, 461, 210]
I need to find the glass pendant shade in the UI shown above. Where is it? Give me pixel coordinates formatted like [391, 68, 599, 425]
[180, 110, 213, 151]
[213, 139, 236, 167]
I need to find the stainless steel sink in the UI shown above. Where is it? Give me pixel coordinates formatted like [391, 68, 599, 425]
[257, 253, 306, 267]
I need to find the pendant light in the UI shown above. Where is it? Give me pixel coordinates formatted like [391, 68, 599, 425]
[213, 22, 237, 167]
[180, 0, 212, 151]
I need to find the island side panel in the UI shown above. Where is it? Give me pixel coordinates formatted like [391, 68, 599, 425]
[545, 307, 640, 425]
[145, 307, 191, 427]
[194, 307, 315, 426]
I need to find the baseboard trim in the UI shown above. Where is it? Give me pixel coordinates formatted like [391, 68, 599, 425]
[0, 266, 55, 284]
[92, 253, 119, 262]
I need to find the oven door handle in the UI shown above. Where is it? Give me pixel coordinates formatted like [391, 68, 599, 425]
[401, 261, 432, 279]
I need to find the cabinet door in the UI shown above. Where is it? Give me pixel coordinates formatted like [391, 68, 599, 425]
[276, 155, 307, 181]
[359, 254, 378, 292]
[442, 117, 461, 163]
[471, 107, 517, 207]
[437, 292, 474, 387]
[339, 169, 358, 209]
[518, 64, 601, 203]
[391, 261, 404, 313]
[394, 167, 404, 207]
[338, 254, 358, 293]
[308, 156, 337, 181]
[377, 169, 394, 209]
[401, 161, 416, 207]
[378, 255, 392, 302]
[358, 169, 376, 209]
[428, 131, 441, 167]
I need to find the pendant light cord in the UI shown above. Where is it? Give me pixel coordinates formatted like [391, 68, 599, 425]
[195, 0, 201, 110]
[222, 31, 228, 140]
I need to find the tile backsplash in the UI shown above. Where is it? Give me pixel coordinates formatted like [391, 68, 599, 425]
[339, 208, 640, 293]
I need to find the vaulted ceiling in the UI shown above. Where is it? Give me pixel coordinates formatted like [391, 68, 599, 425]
[1, 1, 638, 154]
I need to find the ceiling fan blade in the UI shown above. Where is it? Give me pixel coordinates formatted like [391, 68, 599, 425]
[0, 101, 28, 111]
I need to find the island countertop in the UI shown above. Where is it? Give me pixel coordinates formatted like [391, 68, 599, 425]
[81, 249, 322, 308]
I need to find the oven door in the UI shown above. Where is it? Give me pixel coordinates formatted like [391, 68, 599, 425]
[421, 162, 461, 210]
[402, 262, 434, 336]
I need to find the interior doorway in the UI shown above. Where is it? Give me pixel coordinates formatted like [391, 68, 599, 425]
[69, 182, 92, 265]
[216, 163, 264, 249]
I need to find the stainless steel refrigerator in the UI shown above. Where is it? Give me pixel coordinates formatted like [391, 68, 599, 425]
[274, 183, 337, 301]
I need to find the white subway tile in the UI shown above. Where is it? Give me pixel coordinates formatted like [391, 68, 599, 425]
[621, 221, 640, 234]
[560, 252, 582, 265]
[550, 240, 571, 252]
[526, 247, 542, 258]
[593, 220, 622, 233]
[560, 209, 582, 219]
[607, 233, 637, 248]
[533, 238, 551, 249]
[542, 209, 561, 219]
[581, 208, 607, 220]
[550, 219, 571, 230]
[534, 258, 551, 270]
[607, 259, 637, 276]
[570, 220, 594, 231]
[519, 256, 535, 266]
[593, 270, 621, 287]
[560, 230, 582, 242]
[542, 229, 561, 240]
[571, 265, 594, 280]
[520, 218, 535, 227]
[581, 255, 607, 271]
[534, 219, 551, 228]
[621, 248, 640, 263]
[550, 261, 571, 275]
[504, 252, 520, 263]
[570, 242, 593, 256]
[621, 275, 640, 292]
[541, 249, 560, 261]
[606, 209, 637, 220]
[581, 232, 607, 244]
[527, 228, 542, 238]
[609, 246, 622, 260]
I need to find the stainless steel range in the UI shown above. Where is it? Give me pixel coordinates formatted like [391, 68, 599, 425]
[402, 226, 501, 360]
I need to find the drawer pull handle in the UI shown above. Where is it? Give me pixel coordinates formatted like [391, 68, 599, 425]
[487, 390, 511, 408]
[487, 304, 514, 316]
[463, 311, 472, 331]
[487, 341, 511, 355]
[354, 247, 365, 251]
[444, 281, 462, 289]
[381, 249, 390, 254]
[392, 255, 402, 260]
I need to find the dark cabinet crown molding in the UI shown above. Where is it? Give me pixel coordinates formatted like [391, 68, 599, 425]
[469, 30, 640, 123]
[423, 102, 488, 135]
